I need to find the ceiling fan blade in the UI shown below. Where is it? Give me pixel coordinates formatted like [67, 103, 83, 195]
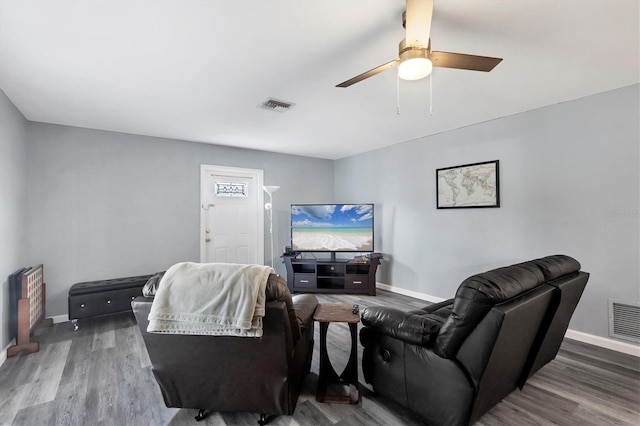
[430, 51, 503, 72]
[336, 60, 398, 88]
[405, 0, 433, 48]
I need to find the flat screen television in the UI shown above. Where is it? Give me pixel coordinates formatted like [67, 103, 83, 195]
[291, 204, 374, 253]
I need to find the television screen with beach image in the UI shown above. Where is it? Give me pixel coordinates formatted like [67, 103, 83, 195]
[291, 204, 374, 252]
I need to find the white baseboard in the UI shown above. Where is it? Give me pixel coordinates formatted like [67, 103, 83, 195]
[0, 338, 16, 368]
[564, 329, 640, 357]
[376, 282, 446, 303]
[376, 282, 640, 358]
[51, 314, 68, 324]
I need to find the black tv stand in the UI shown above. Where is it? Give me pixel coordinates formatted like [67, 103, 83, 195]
[282, 254, 382, 296]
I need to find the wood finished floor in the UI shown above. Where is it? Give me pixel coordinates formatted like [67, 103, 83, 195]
[1, 290, 638, 426]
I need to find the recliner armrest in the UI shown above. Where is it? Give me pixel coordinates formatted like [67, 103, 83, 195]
[292, 294, 318, 333]
[361, 306, 445, 346]
[419, 298, 454, 314]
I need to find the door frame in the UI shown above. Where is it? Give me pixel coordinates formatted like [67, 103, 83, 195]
[200, 164, 264, 264]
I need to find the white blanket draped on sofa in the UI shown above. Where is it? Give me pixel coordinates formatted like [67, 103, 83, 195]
[147, 262, 273, 337]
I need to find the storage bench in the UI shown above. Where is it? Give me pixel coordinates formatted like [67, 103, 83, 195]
[68, 274, 153, 330]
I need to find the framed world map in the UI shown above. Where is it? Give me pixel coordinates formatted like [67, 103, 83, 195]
[436, 160, 500, 209]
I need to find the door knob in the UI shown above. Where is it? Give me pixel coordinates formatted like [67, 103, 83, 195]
[205, 238, 211, 243]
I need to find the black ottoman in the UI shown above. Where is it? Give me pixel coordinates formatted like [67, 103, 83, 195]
[68, 274, 153, 330]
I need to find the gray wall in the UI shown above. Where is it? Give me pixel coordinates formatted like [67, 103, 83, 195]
[25, 123, 333, 317]
[335, 85, 639, 339]
[0, 90, 28, 349]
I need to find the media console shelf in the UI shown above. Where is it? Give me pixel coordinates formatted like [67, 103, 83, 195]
[283, 254, 382, 296]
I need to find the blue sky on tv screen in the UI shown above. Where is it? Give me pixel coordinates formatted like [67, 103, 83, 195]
[291, 204, 373, 228]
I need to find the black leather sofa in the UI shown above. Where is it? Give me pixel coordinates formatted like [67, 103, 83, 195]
[133, 273, 318, 424]
[360, 255, 588, 426]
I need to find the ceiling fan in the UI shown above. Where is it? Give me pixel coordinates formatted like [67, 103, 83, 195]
[336, 0, 503, 88]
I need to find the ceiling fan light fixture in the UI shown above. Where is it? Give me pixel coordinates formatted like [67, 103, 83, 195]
[335, 0, 502, 88]
[398, 57, 432, 80]
[398, 46, 432, 80]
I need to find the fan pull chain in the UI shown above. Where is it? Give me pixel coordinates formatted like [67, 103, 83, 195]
[396, 68, 400, 115]
[396, 68, 432, 115]
[429, 72, 433, 115]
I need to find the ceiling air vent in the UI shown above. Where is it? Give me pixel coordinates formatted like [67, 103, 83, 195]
[608, 299, 640, 343]
[258, 98, 295, 113]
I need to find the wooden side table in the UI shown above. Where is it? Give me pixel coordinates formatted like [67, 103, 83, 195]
[313, 303, 360, 404]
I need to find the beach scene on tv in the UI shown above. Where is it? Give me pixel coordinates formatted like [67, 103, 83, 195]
[291, 204, 374, 252]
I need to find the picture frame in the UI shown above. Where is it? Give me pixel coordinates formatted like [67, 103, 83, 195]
[436, 160, 500, 209]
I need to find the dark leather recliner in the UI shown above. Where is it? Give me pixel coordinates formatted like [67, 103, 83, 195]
[360, 255, 588, 426]
[133, 273, 318, 424]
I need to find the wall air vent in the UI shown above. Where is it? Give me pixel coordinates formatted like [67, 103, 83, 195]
[608, 299, 640, 343]
[258, 98, 295, 113]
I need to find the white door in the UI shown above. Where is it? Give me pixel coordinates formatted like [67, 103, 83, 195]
[200, 165, 264, 265]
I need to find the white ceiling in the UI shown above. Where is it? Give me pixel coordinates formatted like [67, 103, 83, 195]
[0, 1, 638, 160]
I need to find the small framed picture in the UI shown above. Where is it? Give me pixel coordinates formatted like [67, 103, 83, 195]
[436, 160, 500, 209]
